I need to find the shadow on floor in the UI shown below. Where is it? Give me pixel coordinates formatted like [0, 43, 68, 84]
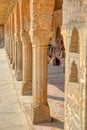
[48, 94, 64, 101]
[34, 118, 64, 130]
[48, 64, 65, 92]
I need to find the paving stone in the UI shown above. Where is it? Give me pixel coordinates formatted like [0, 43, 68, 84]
[0, 49, 28, 130]
[15, 63, 64, 130]
[0, 49, 64, 130]
[0, 125, 28, 130]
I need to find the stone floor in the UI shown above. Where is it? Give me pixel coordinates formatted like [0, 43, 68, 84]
[0, 48, 64, 130]
[48, 64, 64, 123]
[0, 49, 28, 130]
[14, 65, 65, 130]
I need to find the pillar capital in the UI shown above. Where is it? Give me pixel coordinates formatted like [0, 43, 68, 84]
[30, 0, 55, 47]
[30, 42, 51, 123]
[29, 30, 53, 46]
[20, 30, 31, 44]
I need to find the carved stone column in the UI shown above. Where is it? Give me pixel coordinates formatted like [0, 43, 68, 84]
[9, 17, 13, 63]
[7, 37, 11, 59]
[9, 38, 13, 64]
[5, 20, 11, 59]
[21, 31, 32, 95]
[30, 0, 55, 123]
[15, 34, 22, 81]
[31, 43, 51, 124]
[12, 35, 15, 69]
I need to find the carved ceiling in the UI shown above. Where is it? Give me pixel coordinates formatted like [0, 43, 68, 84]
[0, 0, 16, 25]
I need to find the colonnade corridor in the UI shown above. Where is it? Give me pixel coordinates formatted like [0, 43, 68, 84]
[0, 48, 64, 130]
[0, 0, 86, 129]
[0, 48, 28, 130]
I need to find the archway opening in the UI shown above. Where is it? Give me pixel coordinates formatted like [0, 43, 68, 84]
[47, 0, 65, 129]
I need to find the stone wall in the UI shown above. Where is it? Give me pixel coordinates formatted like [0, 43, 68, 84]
[62, 0, 87, 130]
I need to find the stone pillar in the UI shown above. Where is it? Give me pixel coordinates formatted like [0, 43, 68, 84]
[6, 19, 10, 59]
[9, 38, 13, 64]
[12, 36, 15, 69]
[31, 44, 51, 124]
[9, 17, 12, 62]
[29, 0, 55, 124]
[15, 34, 22, 81]
[14, 2, 22, 81]
[21, 32, 32, 95]
[4, 23, 8, 53]
[11, 12, 15, 69]
[20, 0, 32, 94]
[10, 15, 13, 64]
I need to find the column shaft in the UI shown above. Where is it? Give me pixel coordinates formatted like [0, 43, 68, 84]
[22, 43, 32, 95]
[31, 45, 51, 123]
[15, 41, 22, 81]
[12, 36, 15, 69]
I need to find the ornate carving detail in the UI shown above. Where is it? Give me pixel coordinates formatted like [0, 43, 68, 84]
[20, 30, 31, 44]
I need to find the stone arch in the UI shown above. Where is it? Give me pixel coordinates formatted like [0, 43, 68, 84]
[70, 27, 79, 53]
[70, 60, 78, 82]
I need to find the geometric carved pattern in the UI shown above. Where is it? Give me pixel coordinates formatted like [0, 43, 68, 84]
[70, 27, 79, 53]
[70, 61, 78, 82]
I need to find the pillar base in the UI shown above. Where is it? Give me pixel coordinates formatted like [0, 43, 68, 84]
[22, 81, 32, 95]
[30, 104, 51, 124]
[16, 70, 22, 81]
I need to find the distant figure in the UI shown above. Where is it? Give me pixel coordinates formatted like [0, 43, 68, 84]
[55, 57, 60, 66]
[56, 34, 65, 73]
[49, 56, 60, 66]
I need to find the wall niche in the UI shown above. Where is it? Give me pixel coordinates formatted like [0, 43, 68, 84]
[70, 27, 79, 53]
[70, 61, 78, 82]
